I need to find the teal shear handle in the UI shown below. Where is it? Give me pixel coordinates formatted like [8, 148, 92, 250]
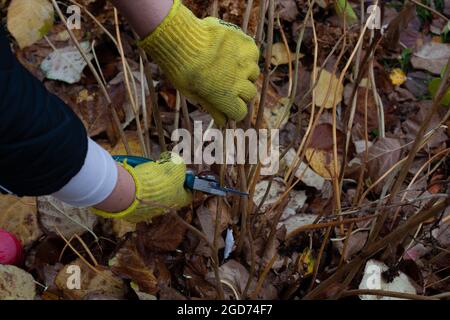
[112, 155, 248, 197]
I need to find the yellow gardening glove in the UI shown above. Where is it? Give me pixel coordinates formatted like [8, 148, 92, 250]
[139, 0, 260, 126]
[91, 153, 192, 223]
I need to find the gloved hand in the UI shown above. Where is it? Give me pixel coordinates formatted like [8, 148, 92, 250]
[139, 0, 260, 126]
[91, 153, 192, 223]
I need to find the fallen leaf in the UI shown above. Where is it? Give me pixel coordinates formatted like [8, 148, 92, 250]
[184, 254, 217, 298]
[100, 131, 145, 156]
[333, 229, 368, 260]
[271, 42, 295, 65]
[282, 190, 307, 220]
[112, 219, 136, 238]
[263, 97, 291, 130]
[405, 71, 433, 98]
[7, 0, 54, 48]
[314, 69, 344, 109]
[278, 0, 299, 22]
[0, 265, 36, 300]
[298, 247, 315, 276]
[196, 205, 225, 255]
[306, 123, 344, 179]
[365, 137, 403, 191]
[109, 239, 158, 295]
[253, 178, 286, 213]
[40, 41, 94, 84]
[359, 260, 417, 300]
[402, 101, 447, 149]
[37, 196, 98, 238]
[411, 42, 450, 75]
[136, 213, 188, 252]
[55, 259, 125, 300]
[305, 148, 341, 179]
[390, 68, 407, 86]
[279, 213, 318, 236]
[0, 195, 42, 246]
[283, 149, 325, 190]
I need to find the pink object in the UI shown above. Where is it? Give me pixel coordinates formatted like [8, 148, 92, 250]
[0, 229, 23, 265]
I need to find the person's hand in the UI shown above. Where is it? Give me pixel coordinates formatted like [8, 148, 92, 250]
[139, 0, 260, 126]
[91, 153, 191, 223]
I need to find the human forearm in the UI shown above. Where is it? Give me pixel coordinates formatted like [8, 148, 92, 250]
[110, 0, 173, 38]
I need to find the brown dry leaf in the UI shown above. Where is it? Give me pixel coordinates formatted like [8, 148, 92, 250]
[109, 239, 158, 295]
[208, 259, 249, 299]
[136, 213, 188, 252]
[314, 69, 344, 109]
[0, 265, 36, 300]
[343, 86, 379, 142]
[0, 195, 42, 246]
[37, 196, 98, 238]
[402, 101, 447, 149]
[382, 3, 416, 51]
[44, 82, 111, 137]
[333, 229, 368, 260]
[278, 0, 299, 22]
[184, 255, 217, 298]
[204, 197, 232, 231]
[196, 205, 225, 255]
[279, 213, 318, 236]
[207, 259, 278, 299]
[366, 137, 403, 191]
[411, 42, 450, 75]
[305, 148, 341, 179]
[306, 123, 344, 179]
[55, 259, 125, 300]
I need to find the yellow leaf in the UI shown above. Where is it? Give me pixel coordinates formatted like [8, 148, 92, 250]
[270, 42, 299, 65]
[314, 69, 344, 109]
[298, 247, 315, 276]
[7, 0, 54, 48]
[389, 68, 407, 86]
[99, 131, 144, 156]
[305, 148, 341, 179]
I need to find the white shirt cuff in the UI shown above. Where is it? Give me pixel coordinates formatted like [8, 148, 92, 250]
[52, 138, 118, 207]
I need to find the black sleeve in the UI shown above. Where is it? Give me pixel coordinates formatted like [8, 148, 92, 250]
[0, 27, 88, 197]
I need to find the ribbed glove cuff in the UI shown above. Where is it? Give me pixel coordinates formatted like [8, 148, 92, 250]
[90, 161, 141, 221]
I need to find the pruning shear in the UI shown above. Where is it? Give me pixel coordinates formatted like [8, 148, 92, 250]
[113, 155, 248, 197]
